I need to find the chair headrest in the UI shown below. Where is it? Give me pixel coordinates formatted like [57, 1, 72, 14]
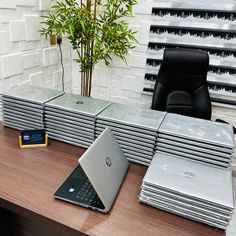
[161, 48, 209, 75]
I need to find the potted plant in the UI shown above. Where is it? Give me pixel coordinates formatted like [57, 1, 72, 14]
[40, 0, 138, 97]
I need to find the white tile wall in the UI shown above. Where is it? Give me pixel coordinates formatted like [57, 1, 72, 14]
[42, 47, 58, 66]
[0, 53, 23, 78]
[24, 15, 40, 41]
[0, 1, 16, 9]
[0, 31, 10, 54]
[17, 0, 35, 7]
[9, 20, 26, 42]
[0, 0, 72, 98]
[22, 51, 41, 69]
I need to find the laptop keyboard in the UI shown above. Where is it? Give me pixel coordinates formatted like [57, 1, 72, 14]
[75, 179, 104, 209]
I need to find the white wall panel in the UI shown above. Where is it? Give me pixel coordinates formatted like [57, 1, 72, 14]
[0, 1, 16, 9]
[24, 15, 40, 41]
[16, 0, 36, 7]
[9, 20, 26, 42]
[0, 31, 10, 54]
[0, 1, 72, 121]
[22, 52, 41, 69]
[29, 71, 45, 86]
[42, 47, 58, 66]
[0, 53, 23, 78]
[0, 10, 17, 23]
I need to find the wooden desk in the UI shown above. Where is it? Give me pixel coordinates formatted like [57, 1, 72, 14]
[0, 125, 225, 236]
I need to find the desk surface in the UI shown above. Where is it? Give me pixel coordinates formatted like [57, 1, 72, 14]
[0, 125, 225, 236]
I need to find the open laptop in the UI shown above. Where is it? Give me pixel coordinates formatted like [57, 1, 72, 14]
[54, 127, 129, 213]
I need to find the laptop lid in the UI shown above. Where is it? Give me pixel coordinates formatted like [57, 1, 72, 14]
[143, 152, 234, 209]
[79, 127, 129, 212]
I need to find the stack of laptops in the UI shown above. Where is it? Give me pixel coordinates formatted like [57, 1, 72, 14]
[155, 113, 235, 168]
[139, 152, 235, 230]
[44, 93, 111, 148]
[0, 94, 2, 121]
[1, 85, 63, 130]
[95, 103, 166, 166]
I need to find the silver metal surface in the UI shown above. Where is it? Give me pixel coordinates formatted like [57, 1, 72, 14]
[157, 137, 232, 157]
[155, 147, 230, 168]
[45, 115, 94, 129]
[150, 36, 236, 52]
[95, 131, 155, 148]
[156, 142, 231, 161]
[46, 128, 94, 142]
[2, 102, 43, 113]
[2, 85, 63, 104]
[139, 195, 227, 230]
[107, 139, 154, 153]
[141, 190, 229, 223]
[3, 114, 43, 124]
[143, 152, 234, 209]
[97, 103, 166, 131]
[141, 185, 232, 216]
[44, 107, 95, 121]
[45, 124, 94, 138]
[45, 112, 95, 125]
[45, 120, 94, 134]
[2, 97, 43, 108]
[123, 149, 153, 160]
[96, 121, 157, 136]
[151, 20, 236, 33]
[95, 128, 156, 143]
[141, 189, 230, 220]
[153, 1, 236, 12]
[118, 144, 154, 156]
[45, 93, 111, 117]
[2, 110, 43, 121]
[95, 128, 156, 145]
[159, 113, 235, 148]
[157, 133, 233, 153]
[47, 132, 92, 148]
[3, 117, 43, 127]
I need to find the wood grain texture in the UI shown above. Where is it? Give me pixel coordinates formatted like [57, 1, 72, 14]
[0, 125, 225, 236]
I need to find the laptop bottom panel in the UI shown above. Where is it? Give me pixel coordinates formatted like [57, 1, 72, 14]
[54, 164, 106, 212]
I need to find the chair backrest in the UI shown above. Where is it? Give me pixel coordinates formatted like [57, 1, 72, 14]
[151, 48, 212, 120]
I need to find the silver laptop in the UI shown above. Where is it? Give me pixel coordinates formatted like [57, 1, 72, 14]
[143, 152, 234, 210]
[54, 127, 129, 213]
[159, 113, 235, 149]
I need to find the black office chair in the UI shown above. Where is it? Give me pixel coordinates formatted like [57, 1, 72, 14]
[151, 48, 212, 120]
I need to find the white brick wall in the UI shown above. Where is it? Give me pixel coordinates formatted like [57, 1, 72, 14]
[0, 0, 72, 95]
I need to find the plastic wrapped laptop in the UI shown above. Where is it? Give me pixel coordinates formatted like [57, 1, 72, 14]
[139, 152, 234, 230]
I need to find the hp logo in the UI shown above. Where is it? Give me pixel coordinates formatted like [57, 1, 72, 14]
[105, 157, 112, 167]
[184, 172, 195, 179]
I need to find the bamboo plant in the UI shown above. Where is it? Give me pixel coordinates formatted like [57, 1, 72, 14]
[40, 0, 138, 97]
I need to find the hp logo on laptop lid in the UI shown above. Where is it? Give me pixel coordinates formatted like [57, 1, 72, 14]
[106, 157, 112, 167]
